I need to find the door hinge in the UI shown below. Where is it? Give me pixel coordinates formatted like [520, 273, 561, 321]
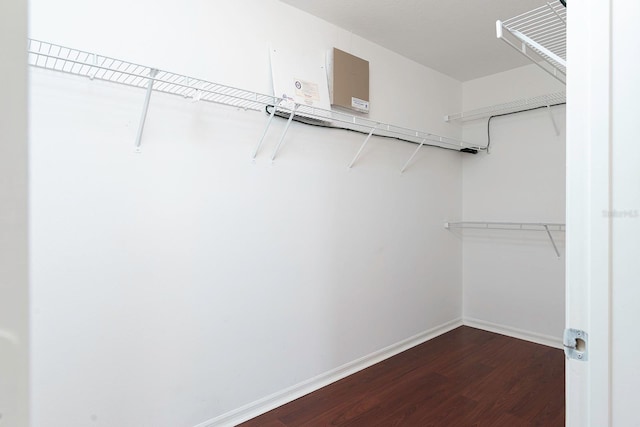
[564, 328, 588, 361]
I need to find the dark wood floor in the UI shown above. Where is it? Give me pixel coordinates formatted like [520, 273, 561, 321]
[239, 326, 564, 426]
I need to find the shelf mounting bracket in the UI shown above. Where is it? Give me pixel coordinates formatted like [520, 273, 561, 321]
[547, 105, 560, 136]
[348, 125, 377, 168]
[544, 224, 561, 258]
[271, 104, 298, 161]
[400, 138, 427, 173]
[252, 105, 277, 159]
[134, 68, 158, 152]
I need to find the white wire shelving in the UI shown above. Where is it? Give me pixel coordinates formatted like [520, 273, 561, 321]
[444, 221, 565, 258]
[444, 91, 565, 124]
[27, 39, 483, 169]
[497, 0, 567, 84]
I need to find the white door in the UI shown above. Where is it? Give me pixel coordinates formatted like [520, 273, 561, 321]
[0, 0, 29, 426]
[566, 1, 640, 426]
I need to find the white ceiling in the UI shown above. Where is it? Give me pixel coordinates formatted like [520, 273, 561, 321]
[278, 0, 545, 81]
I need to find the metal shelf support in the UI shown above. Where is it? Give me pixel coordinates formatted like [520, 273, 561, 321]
[547, 105, 560, 136]
[400, 138, 427, 173]
[252, 105, 277, 159]
[544, 224, 561, 258]
[348, 125, 378, 169]
[271, 104, 298, 162]
[134, 68, 158, 152]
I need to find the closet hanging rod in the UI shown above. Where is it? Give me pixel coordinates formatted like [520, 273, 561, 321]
[27, 39, 483, 157]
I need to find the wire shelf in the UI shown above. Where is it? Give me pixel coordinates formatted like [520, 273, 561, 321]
[497, 0, 566, 84]
[445, 221, 565, 232]
[445, 221, 565, 257]
[28, 39, 483, 156]
[28, 39, 279, 112]
[445, 91, 565, 123]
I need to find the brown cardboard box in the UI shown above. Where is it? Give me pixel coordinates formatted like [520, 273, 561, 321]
[329, 48, 369, 113]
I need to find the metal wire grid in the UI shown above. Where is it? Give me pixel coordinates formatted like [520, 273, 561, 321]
[498, 0, 567, 83]
[28, 39, 279, 111]
[502, 1, 566, 71]
[445, 91, 566, 123]
[445, 221, 565, 257]
[445, 221, 565, 232]
[28, 39, 481, 154]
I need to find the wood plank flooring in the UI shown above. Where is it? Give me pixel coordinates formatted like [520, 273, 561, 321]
[239, 326, 564, 426]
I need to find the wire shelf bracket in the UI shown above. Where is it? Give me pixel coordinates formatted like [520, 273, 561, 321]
[400, 138, 427, 174]
[270, 104, 298, 162]
[348, 125, 378, 169]
[28, 38, 482, 162]
[134, 69, 158, 152]
[444, 221, 565, 258]
[496, 1, 567, 85]
[252, 103, 277, 160]
[547, 105, 560, 136]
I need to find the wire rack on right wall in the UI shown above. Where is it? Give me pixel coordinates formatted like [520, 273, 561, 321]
[497, 0, 567, 84]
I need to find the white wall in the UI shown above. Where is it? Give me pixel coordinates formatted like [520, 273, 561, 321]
[28, 1, 464, 426]
[461, 65, 566, 345]
[0, 0, 29, 426]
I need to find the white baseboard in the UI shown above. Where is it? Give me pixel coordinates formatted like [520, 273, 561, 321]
[194, 318, 463, 427]
[463, 317, 563, 349]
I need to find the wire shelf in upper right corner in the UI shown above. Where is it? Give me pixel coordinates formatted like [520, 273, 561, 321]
[497, 0, 567, 84]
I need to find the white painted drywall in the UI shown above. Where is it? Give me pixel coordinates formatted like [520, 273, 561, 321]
[28, 1, 464, 425]
[0, 0, 29, 426]
[461, 65, 566, 344]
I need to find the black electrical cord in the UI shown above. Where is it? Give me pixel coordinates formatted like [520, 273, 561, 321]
[264, 105, 481, 154]
[483, 102, 566, 153]
[560, 0, 566, 7]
